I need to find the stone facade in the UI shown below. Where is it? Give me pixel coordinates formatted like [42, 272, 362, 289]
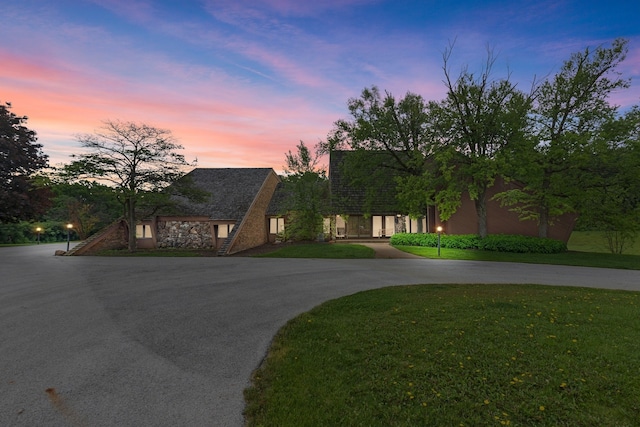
[156, 220, 214, 249]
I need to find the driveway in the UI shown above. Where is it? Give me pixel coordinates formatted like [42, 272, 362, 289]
[1, 243, 639, 426]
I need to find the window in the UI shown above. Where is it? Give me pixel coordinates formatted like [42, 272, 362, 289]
[218, 224, 234, 238]
[269, 217, 285, 234]
[405, 216, 427, 233]
[136, 224, 152, 238]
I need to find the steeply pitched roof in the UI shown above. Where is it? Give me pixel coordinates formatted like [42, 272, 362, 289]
[329, 150, 402, 215]
[266, 181, 289, 216]
[173, 168, 277, 220]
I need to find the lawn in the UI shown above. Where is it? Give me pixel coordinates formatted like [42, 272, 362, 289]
[568, 231, 640, 255]
[69, 231, 640, 269]
[244, 284, 640, 426]
[393, 245, 640, 270]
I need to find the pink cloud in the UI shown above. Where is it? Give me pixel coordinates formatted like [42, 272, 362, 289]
[0, 46, 339, 171]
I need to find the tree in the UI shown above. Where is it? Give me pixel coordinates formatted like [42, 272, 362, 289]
[496, 38, 630, 237]
[433, 45, 531, 237]
[574, 106, 640, 253]
[62, 120, 192, 250]
[323, 86, 438, 226]
[281, 141, 329, 241]
[0, 102, 49, 222]
[46, 179, 122, 240]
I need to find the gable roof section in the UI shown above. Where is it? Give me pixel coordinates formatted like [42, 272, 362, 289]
[330, 150, 402, 215]
[173, 168, 276, 220]
[266, 181, 289, 216]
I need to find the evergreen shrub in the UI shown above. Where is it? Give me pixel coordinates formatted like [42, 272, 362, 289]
[390, 233, 566, 254]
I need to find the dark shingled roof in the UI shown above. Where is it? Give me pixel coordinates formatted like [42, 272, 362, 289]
[266, 181, 290, 216]
[173, 168, 276, 220]
[330, 150, 402, 215]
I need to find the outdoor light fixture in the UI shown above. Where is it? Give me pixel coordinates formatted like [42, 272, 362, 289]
[436, 225, 443, 257]
[66, 223, 73, 252]
[36, 227, 42, 244]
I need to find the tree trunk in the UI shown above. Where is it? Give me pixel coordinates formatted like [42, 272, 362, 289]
[538, 206, 549, 238]
[126, 197, 137, 252]
[475, 192, 488, 238]
[538, 173, 552, 239]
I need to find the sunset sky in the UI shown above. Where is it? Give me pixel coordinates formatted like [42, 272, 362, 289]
[2, 0, 639, 172]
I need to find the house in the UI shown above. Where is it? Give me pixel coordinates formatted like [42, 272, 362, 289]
[69, 151, 575, 256]
[71, 168, 281, 256]
[152, 168, 281, 254]
[329, 150, 575, 242]
[329, 150, 435, 238]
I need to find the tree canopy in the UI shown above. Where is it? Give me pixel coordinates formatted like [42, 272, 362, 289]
[323, 86, 438, 224]
[433, 45, 531, 237]
[0, 102, 49, 222]
[61, 120, 193, 250]
[496, 38, 631, 238]
[281, 141, 329, 241]
[324, 38, 639, 247]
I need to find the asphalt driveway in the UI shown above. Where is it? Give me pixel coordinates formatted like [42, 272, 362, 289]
[1, 243, 639, 426]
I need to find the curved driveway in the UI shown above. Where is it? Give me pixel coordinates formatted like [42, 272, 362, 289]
[1, 243, 639, 426]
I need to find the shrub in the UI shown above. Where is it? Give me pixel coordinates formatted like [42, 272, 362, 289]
[0, 221, 78, 244]
[477, 234, 566, 254]
[390, 233, 566, 254]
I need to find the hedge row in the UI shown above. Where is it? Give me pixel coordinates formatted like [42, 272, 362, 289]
[0, 221, 76, 244]
[390, 233, 567, 254]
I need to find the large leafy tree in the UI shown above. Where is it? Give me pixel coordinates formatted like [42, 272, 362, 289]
[574, 107, 640, 253]
[0, 102, 49, 222]
[497, 38, 630, 237]
[62, 120, 192, 250]
[324, 86, 438, 225]
[432, 46, 531, 237]
[281, 141, 329, 241]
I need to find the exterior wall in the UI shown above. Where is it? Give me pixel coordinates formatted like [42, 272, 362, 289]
[438, 178, 576, 243]
[156, 217, 214, 249]
[70, 220, 128, 255]
[227, 171, 280, 254]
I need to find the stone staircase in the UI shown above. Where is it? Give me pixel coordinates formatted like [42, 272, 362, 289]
[217, 216, 243, 256]
[65, 219, 126, 256]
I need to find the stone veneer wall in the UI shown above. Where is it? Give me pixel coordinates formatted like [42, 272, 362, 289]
[227, 171, 280, 254]
[156, 220, 213, 249]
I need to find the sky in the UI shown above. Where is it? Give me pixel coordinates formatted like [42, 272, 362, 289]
[2, 0, 639, 172]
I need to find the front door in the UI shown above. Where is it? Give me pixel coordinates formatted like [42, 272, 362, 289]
[347, 216, 372, 238]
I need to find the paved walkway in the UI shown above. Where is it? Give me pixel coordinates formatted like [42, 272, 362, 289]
[359, 241, 424, 258]
[1, 243, 639, 426]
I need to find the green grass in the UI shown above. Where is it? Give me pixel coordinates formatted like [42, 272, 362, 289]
[568, 231, 640, 255]
[256, 243, 375, 258]
[394, 245, 640, 270]
[244, 284, 640, 426]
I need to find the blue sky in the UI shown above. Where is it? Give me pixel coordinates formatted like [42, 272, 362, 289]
[1, 0, 638, 170]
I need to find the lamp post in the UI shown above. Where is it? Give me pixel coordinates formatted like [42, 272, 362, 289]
[66, 223, 73, 252]
[36, 227, 42, 244]
[436, 226, 443, 257]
